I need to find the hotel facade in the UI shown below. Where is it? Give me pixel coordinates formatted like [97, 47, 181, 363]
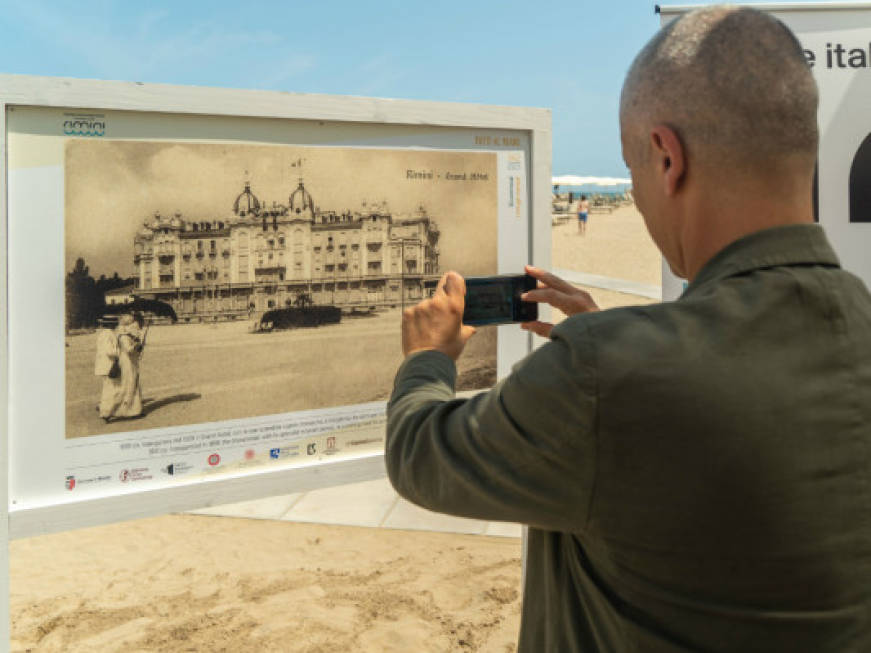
[133, 179, 441, 321]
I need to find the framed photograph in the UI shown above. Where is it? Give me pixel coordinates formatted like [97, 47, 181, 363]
[64, 140, 499, 439]
[1, 75, 551, 538]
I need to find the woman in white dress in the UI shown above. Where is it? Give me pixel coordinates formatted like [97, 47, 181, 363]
[112, 314, 145, 419]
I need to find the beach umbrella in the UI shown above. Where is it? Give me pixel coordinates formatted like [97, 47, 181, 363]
[552, 175, 631, 187]
[102, 297, 178, 322]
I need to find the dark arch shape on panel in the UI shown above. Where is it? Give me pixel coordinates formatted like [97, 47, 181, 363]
[849, 132, 871, 223]
[813, 161, 818, 223]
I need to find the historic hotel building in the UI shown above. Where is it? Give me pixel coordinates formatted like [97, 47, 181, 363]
[133, 180, 441, 321]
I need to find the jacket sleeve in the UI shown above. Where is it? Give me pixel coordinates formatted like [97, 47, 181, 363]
[385, 322, 598, 533]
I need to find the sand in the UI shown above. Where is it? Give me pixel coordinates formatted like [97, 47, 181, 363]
[12, 517, 521, 653]
[12, 204, 660, 652]
[67, 311, 496, 439]
[552, 204, 662, 287]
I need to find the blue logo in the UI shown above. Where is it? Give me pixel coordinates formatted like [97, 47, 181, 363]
[270, 448, 280, 459]
[63, 118, 105, 137]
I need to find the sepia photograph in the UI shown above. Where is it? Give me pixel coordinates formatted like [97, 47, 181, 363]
[65, 141, 499, 439]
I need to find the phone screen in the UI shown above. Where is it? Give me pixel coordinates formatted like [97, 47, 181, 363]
[462, 274, 537, 326]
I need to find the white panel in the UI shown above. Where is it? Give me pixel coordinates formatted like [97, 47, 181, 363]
[1, 77, 550, 541]
[8, 166, 66, 507]
[0, 102, 12, 653]
[10, 452, 386, 538]
[497, 150, 532, 378]
[0, 74, 550, 132]
[659, 3, 871, 17]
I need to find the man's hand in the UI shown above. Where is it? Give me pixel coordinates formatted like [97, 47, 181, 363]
[402, 271, 476, 359]
[520, 265, 599, 338]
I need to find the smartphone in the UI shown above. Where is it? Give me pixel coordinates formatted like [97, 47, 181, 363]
[462, 274, 538, 326]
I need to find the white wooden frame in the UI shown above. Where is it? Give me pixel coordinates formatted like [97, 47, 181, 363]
[1, 73, 550, 648]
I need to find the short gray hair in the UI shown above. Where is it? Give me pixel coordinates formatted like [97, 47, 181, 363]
[620, 6, 818, 169]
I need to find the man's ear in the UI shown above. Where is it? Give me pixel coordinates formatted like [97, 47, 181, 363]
[649, 125, 686, 196]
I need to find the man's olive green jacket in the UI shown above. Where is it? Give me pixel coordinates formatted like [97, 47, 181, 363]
[386, 224, 871, 652]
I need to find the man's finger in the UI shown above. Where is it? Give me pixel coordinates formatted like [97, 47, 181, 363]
[525, 265, 575, 294]
[522, 288, 580, 314]
[520, 320, 554, 338]
[521, 288, 567, 305]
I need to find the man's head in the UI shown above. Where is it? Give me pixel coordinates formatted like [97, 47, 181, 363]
[620, 6, 818, 278]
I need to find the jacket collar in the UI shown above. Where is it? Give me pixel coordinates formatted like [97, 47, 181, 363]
[681, 224, 840, 299]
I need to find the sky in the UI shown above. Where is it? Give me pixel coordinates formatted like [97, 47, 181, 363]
[0, 0, 679, 177]
[5, 1, 858, 176]
[65, 141, 500, 277]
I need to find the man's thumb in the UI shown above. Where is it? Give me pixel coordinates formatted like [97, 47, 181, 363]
[444, 271, 466, 299]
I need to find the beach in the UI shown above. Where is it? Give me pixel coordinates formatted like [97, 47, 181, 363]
[12, 518, 521, 653]
[13, 203, 660, 652]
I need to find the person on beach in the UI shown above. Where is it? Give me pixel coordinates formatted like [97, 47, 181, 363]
[387, 6, 871, 653]
[94, 318, 120, 421]
[105, 313, 146, 420]
[577, 194, 589, 234]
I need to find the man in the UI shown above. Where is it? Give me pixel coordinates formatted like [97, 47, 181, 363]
[386, 6, 871, 652]
[577, 193, 589, 235]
